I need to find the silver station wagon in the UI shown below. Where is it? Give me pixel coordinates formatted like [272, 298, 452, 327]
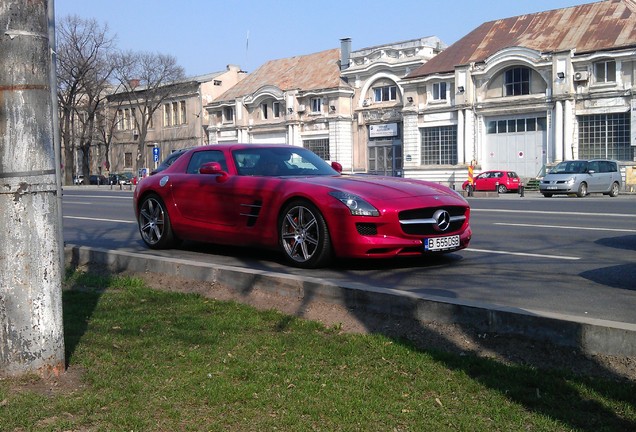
[540, 159, 622, 197]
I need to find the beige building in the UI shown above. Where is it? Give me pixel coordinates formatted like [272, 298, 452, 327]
[106, 65, 245, 175]
[205, 49, 355, 169]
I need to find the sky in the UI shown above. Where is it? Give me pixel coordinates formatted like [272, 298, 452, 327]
[54, 0, 595, 78]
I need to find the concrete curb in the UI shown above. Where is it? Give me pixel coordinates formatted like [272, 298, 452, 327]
[65, 244, 636, 357]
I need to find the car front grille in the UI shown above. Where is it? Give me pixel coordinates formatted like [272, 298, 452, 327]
[398, 206, 467, 236]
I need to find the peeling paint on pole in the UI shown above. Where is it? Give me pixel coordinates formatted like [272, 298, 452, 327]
[0, 0, 65, 377]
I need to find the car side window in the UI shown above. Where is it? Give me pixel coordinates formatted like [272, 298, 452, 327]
[588, 161, 600, 173]
[186, 150, 227, 174]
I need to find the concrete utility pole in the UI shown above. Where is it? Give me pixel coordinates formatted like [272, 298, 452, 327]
[0, 0, 65, 377]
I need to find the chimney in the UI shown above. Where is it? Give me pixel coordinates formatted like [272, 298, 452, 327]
[340, 37, 351, 71]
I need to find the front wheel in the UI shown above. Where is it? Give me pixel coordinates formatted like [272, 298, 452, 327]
[577, 182, 588, 198]
[138, 194, 178, 249]
[279, 201, 332, 268]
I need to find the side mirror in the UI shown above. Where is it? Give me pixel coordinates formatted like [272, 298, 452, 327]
[199, 162, 229, 182]
[331, 161, 343, 173]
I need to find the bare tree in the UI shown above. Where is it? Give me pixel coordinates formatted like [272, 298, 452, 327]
[111, 51, 185, 173]
[56, 15, 115, 185]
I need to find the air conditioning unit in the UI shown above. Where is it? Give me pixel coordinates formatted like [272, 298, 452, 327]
[573, 71, 589, 82]
[297, 104, 306, 112]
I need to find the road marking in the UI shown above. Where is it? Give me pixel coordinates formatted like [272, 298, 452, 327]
[466, 248, 580, 260]
[63, 194, 132, 200]
[473, 209, 636, 218]
[64, 215, 135, 224]
[494, 222, 636, 233]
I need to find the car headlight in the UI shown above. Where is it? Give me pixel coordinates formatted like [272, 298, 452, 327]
[329, 191, 379, 216]
[566, 177, 575, 185]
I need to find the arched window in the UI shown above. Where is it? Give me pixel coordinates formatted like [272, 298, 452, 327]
[504, 67, 530, 96]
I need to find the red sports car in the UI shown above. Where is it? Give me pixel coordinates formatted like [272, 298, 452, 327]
[462, 170, 522, 194]
[133, 144, 472, 268]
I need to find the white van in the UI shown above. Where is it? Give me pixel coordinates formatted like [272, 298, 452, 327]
[539, 159, 621, 197]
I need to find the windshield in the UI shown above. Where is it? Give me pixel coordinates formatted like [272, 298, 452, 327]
[233, 147, 338, 177]
[551, 161, 588, 174]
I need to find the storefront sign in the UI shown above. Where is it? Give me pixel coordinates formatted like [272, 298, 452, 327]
[370, 123, 398, 138]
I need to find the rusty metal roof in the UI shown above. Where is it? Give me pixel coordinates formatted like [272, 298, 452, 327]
[214, 48, 349, 102]
[407, 0, 636, 78]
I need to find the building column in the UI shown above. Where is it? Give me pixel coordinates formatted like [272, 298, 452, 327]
[457, 109, 465, 165]
[554, 100, 564, 163]
[563, 99, 573, 161]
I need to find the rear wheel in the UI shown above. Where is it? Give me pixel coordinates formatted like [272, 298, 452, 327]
[577, 182, 588, 197]
[497, 184, 507, 194]
[279, 201, 332, 268]
[609, 182, 620, 197]
[138, 194, 177, 249]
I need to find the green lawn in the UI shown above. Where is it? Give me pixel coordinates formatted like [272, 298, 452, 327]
[1, 270, 634, 431]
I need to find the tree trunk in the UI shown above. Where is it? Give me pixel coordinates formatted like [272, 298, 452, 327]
[0, 0, 65, 378]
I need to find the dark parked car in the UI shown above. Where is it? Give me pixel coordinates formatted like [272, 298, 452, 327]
[109, 173, 133, 185]
[89, 174, 107, 185]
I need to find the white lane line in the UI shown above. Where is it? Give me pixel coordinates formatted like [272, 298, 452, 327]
[473, 209, 636, 218]
[466, 248, 580, 260]
[64, 215, 135, 224]
[494, 222, 636, 233]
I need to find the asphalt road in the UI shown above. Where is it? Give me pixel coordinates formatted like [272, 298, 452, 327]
[62, 186, 636, 325]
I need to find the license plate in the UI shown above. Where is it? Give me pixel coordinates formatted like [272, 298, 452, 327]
[425, 235, 460, 251]
[547, 186, 557, 190]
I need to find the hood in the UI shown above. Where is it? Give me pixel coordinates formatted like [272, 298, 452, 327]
[293, 174, 463, 201]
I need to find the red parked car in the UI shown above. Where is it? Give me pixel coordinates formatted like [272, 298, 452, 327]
[133, 144, 472, 268]
[462, 170, 522, 194]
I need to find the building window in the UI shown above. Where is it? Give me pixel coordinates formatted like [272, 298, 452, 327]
[303, 138, 329, 160]
[432, 82, 447, 100]
[261, 103, 268, 119]
[578, 113, 632, 161]
[504, 67, 530, 96]
[123, 108, 131, 130]
[486, 116, 546, 134]
[116, 109, 124, 131]
[163, 104, 171, 127]
[594, 60, 616, 83]
[421, 126, 458, 165]
[180, 101, 187, 124]
[223, 106, 234, 123]
[273, 102, 280, 118]
[124, 152, 133, 169]
[311, 98, 322, 113]
[373, 85, 397, 102]
[172, 102, 178, 125]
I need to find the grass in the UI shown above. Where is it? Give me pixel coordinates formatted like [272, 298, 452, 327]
[0, 269, 634, 431]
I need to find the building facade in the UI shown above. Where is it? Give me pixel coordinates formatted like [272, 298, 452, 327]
[401, 0, 636, 188]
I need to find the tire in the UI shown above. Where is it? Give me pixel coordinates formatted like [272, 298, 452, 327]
[577, 182, 588, 198]
[609, 182, 620, 197]
[497, 184, 507, 194]
[542, 193, 553, 198]
[138, 194, 177, 249]
[279, 201, 332, 268]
